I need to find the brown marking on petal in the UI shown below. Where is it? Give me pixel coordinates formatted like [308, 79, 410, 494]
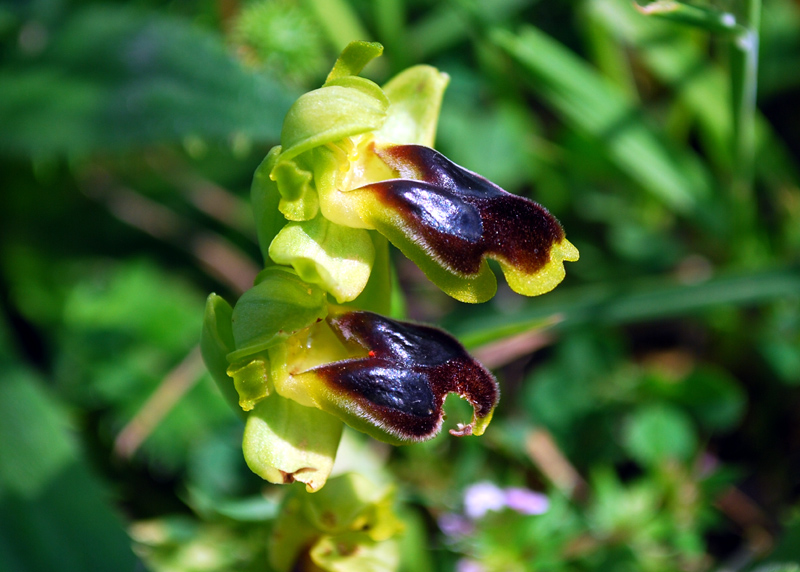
[358, 145, 565, 277]
[308, 311, 499, 441]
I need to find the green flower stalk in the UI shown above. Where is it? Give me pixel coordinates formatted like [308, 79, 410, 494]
[202, 41, 578, 492]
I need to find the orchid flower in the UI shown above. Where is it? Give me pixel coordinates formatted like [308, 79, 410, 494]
[201, 41, 578, 492]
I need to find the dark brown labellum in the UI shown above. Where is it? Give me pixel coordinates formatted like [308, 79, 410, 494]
[307, 310, 499, 442]
[361, 144, 566, 277]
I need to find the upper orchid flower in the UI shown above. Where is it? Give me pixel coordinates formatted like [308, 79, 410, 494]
[201, 42, 578, 492]
[257, 41, 578, 304]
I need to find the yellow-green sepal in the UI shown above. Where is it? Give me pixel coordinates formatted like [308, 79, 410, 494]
[279, 81, 388, 163]
[374, 65, 450, 147]
[324, 41, 384, 84]
[200, 293, 243, 418]
[310, 532, 400, 572]
[251, 146, 286, 263]
[228, 266, 328, 363]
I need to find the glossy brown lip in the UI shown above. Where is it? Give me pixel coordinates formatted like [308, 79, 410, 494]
[356, 144, 565, 277]
[308, 310, 499, 441]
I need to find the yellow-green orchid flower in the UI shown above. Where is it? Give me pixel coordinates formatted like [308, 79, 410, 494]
[201, 41, 577, 492]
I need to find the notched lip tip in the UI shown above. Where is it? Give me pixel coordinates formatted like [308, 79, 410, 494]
[449, 422, 475, 437]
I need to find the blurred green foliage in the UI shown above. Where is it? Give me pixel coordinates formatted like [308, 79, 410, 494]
[1, 0, 800, 570]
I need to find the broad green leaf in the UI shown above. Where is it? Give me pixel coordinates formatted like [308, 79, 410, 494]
[453, 265, 800, 348]
[0, 370, 73, 497]
[0, 368, 139, 572]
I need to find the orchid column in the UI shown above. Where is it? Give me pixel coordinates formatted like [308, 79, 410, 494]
[201, 41, 578, 493]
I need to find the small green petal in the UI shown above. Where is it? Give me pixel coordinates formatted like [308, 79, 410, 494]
[324, 40, 384, 84]
[272, 156, 319, 221]
[374, 65, 450, 148]
[269, 215, 375, 304]
[228, 266, 328, 363]
[226, 355, 270, 412]
[243, 393, 343, 492]
[200, 294, 243, 417]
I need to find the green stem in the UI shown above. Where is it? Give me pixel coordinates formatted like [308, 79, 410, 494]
[730, 0, 761, 199]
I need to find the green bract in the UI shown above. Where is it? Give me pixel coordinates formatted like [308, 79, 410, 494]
[200, 40, 578, 493]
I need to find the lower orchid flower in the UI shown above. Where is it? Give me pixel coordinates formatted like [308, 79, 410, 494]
[201, 41, 578, 492]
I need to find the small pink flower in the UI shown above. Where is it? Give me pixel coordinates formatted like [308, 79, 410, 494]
[504, 487, 549, 515]
[463, 481, 550, 519]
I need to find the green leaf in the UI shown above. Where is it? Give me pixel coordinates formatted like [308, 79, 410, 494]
[635, 1, 743, 34]
[0, 6, 296, 156]
[492, 26, 711, 212]
[622, 404, 697, 466]
[0, 368, 139, 572]
[453, 265, 800, 348]
[0, 370, 74, 497]
[645, 365, 746, 432]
